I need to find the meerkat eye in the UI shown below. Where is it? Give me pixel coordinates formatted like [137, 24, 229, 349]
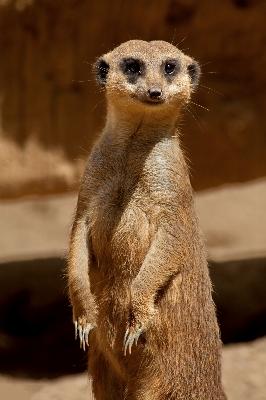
[126, 61, 141, 74]
[165, 63, 176, 75]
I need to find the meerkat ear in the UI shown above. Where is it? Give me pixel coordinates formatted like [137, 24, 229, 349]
[94, 58, 109, 87]
[187, 61, 200, 88]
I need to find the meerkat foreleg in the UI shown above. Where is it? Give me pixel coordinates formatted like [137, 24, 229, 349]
[124, 226, 181, 355]
[68, 216, 97, 350]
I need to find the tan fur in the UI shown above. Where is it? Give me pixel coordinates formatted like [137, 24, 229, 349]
[68, 40, 227, 399]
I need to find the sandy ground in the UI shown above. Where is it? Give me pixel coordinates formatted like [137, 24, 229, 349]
[222, 337, 266, 400]
[0, 178, 265, 399]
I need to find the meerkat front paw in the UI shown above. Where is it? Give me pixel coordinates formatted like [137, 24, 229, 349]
[123, 302, 155, 355]
[123, 322, 147, 356]
[74, 316, 96, 351]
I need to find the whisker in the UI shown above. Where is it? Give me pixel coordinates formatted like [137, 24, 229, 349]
[177, 36, 187, 46]
[199, 84, 224, 96]
[171, 29, 177, 45]
[79, 145, 90, 155]
[187, 105, 207, 130]
[190, 101, 209, 111]
[72, 79, 92, 83]
[82, 135, 96, 146]
[185, 107, 205, 133]
[197, 87, 214, 95]
[92, 98, 105, 113]
[199, 61, 213, 68]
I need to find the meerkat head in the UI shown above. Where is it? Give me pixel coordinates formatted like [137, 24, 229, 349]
[94, 40, 200, 116]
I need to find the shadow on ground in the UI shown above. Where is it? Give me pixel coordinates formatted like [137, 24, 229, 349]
[0, 257, 266, 378]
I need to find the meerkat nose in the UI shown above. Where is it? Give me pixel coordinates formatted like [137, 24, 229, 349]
[148, 88, 162, 99]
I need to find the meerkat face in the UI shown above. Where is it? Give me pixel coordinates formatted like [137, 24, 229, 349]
[94, 40, 200, 113]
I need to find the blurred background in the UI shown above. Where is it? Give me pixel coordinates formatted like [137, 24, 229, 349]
[0, 0, 265, 399]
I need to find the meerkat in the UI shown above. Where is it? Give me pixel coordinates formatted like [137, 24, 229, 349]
[68, 40, 227, 399]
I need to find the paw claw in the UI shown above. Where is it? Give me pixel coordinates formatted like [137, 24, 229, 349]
[85, 325, 90, 347]
[128, 337, 134, 355]
[123, 328, 129, 347]
[74, 321, 78, 340]
[83, 331, 86, 351]
[78, 326, 83, 348]
[134, 328, 142, 346]
[123, 325, 146, 356]
[74, 320, 95, 351]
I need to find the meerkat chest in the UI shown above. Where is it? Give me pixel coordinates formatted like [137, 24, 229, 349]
[87, 136, 184, 269]
[87, 159, 151, 269]
[89, 183, 151, 271]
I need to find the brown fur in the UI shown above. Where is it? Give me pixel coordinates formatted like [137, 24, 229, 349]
[67, 40, 227, 399]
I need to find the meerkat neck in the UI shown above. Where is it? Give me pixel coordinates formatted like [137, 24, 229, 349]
[105, 102, 180, 142]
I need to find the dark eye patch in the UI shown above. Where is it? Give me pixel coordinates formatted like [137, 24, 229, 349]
[121, 58, 143, 83]
[121, 58, 142, 75]
[126, 60, 141, 74]
[164, 60, 179, 79]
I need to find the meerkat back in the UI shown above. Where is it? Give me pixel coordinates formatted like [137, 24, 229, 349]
[68, 40, 227, 399]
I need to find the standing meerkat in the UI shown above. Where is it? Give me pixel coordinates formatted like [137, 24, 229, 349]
[68, 40, 227, 399]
